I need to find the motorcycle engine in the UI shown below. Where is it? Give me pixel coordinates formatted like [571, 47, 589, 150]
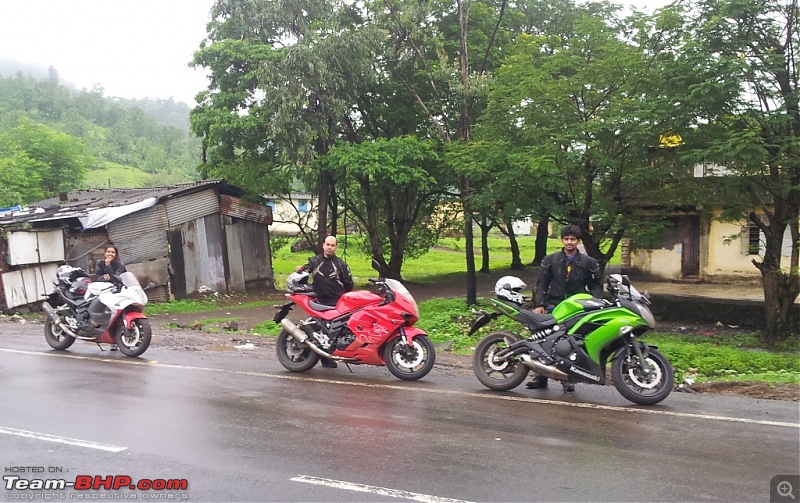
[554, 337, 577, 361]
[64, 308, 92, 335]
[336, 329, 356, 350]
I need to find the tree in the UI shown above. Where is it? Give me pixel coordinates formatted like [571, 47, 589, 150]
[653, 0, 799, 343]
[191, 0, 380, 249]
[368, 0, 516, 303]
[478, 3, 678, 276]
[319, 136, 457, 278]
[0, 118, 92, 197]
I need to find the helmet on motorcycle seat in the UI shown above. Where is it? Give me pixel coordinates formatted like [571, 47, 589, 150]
[495, 276, 527, 305]
[69, 277, 92, 295]
[286, 271, 313, 293]
[57, 265, 79, 285]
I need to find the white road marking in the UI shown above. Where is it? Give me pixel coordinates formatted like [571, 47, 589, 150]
[2, 348, 797, 429]
[291, 474, 473, 503]
[0, 426, 127, 452]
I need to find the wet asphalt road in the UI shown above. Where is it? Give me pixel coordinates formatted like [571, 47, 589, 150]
[1, 325, 798, 502]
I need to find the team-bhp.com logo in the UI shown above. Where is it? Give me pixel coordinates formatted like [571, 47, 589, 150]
[4, 473, 189, 500]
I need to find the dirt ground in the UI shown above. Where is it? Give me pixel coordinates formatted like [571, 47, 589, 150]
[144, 275, 799, 402]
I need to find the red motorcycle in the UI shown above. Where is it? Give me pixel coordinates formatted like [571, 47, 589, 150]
[273, 266, 435, 380]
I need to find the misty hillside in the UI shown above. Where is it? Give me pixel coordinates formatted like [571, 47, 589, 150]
[0, 65, 202, 203]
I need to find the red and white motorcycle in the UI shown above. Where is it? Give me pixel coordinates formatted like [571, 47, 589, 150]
[42, 265, 153, 357]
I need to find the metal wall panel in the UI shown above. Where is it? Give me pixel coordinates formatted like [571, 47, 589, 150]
[225, 219, 273, 289]
[2, 263, 59, 308]
[178, 215, 226, 295]
[7, 230, 65, 265]
[165, 189, 219, 227]
[225, 223, 246, 291]
[107, 204, 169, 264]
[219, 194, 272, 225]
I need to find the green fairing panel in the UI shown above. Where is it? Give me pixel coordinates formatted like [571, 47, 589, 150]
[552, 293, 593, 319]
[489, 297, 521, 317]
[569, 307, 646, 364]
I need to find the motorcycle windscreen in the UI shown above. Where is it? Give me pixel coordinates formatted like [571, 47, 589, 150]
[118, 272, 142, 288]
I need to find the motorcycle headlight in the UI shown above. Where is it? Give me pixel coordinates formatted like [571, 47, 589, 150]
[636, 303, 656, 329]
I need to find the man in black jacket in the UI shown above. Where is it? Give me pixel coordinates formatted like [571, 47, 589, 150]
[296, 235, 354, 368]
[528, 224, 602, 391]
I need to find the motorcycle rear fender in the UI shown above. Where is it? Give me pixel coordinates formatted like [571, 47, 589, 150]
[468, 311, 500, 335]
[273, 301, 295, 322]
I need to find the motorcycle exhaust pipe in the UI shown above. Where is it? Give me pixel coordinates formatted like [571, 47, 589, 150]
[518, 354, 569, 381]
[41, 302, 84, 340]
[280, 319, 343, 360]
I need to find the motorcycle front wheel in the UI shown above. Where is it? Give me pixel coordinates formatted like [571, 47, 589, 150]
[276, 329, 320, 372]
[473, 331, 529, 391]
[44, 318, 75, 350]
[383, 335, 435, 381]
[611, 347, 674, 405]
[116, 319, 152, 357]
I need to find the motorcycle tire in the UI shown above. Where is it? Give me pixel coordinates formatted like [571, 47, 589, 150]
[276, 329, 320, 372]
[611, 347, 674, 405]
[383, 335, 435, 381]
[472, 331, 529, 391]
[44, 318, 76, 350]
[116, 319, 152, 357]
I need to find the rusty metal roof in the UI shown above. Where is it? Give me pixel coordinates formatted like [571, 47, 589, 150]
[0, 180, 243, 227]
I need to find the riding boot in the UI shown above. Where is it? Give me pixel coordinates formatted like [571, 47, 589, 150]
[320, 357, 338, 368]
[525, 375, 548, 389]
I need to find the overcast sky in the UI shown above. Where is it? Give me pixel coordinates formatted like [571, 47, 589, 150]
[0, 0, 672, 106]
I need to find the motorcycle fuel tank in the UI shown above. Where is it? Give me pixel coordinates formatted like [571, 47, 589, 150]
[335, 290, 383, 312]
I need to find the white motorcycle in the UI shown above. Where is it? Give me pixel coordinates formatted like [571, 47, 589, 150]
[42, 266, 153, 357]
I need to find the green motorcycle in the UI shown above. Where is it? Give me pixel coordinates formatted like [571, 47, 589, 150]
[470, 274, 673, 405]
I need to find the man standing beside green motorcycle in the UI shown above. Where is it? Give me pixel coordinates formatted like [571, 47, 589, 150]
[529, 224, 603, 391]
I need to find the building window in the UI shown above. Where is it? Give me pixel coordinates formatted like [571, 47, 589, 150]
[298, 199, 309, 213]
[747, 221, 761, 255]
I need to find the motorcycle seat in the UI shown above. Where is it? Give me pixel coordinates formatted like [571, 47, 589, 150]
[309, 300, 337, 312]
[518, 308, 557, 329]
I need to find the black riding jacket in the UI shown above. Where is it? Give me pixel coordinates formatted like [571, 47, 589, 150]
[534, 249, 602, 308]
[300, 254, 354, 306]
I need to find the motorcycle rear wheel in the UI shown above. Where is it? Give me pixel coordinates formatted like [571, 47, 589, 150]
[473, 331, 529, 391]
[611, 347, 674, 405]
[276, 329, 320, 372]
[116, 319, 152, 357]
[383, 335, 435, 381]
[44, 318, 76, 350]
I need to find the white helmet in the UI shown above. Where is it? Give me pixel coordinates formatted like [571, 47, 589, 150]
[57, 265, 85, 285]
[495, 276, 527, 304]
[286, 271, 312, 293]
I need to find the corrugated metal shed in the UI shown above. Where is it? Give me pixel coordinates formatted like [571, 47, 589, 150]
[164, 189, 220, 227]
[107, 204, 170, 264]
[220, 194, 273, 225]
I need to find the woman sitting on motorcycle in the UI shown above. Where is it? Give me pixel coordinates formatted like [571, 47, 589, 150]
[95, 244, 127, 281]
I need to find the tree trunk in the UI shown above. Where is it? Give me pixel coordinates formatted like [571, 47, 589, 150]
[477, 217, 492, 273]
[754, 214, 800, 345]
[499, 218, 523, 269]
[316, 169, 331, 254]
[462, 180, 477, 305]
[531, 216, 550, 266]
[760, 268, 798, 345]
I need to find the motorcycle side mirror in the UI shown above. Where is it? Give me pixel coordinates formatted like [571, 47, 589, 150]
[621, 275, 631, 288]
